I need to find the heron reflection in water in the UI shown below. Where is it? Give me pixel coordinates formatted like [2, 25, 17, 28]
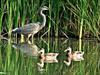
[37, 48, 59, 72]
[12, 6, 48, 39]
[64, 47, 84, 66]
[12, 41, 40, 56]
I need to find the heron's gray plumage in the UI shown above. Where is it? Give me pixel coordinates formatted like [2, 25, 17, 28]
[12, 22, 41, 35]
[12, 6, 48, 37]
[12, 42, 39, 56]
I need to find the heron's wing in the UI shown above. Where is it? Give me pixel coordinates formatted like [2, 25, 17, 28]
[20, 22, 41, 34]
[12, 22, 41, 34]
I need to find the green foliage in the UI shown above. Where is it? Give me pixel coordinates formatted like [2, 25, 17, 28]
[0, 0, 100, 38]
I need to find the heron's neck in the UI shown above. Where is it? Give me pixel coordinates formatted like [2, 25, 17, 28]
[40, 10, 46, 28]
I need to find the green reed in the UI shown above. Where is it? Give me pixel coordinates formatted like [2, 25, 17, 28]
[0, 40, 3, 71]
[5, 39, 12, 72]
[0, 0, 100, 38]
[0, 0, 6, 34]
[60, 0, 100, 38]
[0, 10, 3, 33]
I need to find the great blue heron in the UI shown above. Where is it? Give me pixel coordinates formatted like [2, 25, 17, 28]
[12, 6, 48, 39]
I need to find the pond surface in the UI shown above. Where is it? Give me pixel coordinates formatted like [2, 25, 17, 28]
[0, 37, 100, 75]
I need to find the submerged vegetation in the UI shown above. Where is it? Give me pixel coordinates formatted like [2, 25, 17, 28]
[0, 0, 100, 39]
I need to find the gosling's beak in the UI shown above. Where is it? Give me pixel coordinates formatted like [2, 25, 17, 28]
[64, 47, 71, 52]
[81, 57, 84, 60]
[82, 52, 84, 55]
[46, 7, 49, 10]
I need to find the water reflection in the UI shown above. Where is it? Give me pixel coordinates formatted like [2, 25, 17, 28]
[1, 37, 99, 75]
[64, 47, 84, 66]
[12, 41, 40, 56]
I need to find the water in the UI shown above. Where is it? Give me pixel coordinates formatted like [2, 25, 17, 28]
[0, 38, 100, 75]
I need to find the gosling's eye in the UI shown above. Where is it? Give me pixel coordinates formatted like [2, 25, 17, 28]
[77, 52, 82, 54]
[40, 52, 42, 54]
[67, 50, 70, 53]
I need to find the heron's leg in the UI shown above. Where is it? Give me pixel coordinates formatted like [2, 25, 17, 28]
[28, 34, 32, 39]
[31, 35, 34, 43]
[26, 34, 32, 41]
[28, 40, 32, 44]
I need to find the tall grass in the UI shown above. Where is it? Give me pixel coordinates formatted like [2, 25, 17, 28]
[62, 0, 100, 38]
[0, 0, 100, 38]
[7, 1, 13, 37]
[0, 10, 3, 33]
